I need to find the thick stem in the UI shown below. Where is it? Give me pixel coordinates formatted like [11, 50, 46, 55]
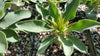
[84, 30, 97, 56]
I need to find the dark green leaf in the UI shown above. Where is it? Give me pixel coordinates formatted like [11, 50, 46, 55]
[58, 35, 74, 56]
[63, 0, 80, 22]
[38, 34, 55, 53]
[0, 10, 31, 29]
[86, 1, 92, 7]
[49, 1, 60, 22]
[16, 20, 53, 33]
[67, 19, 100, 33]
[36, 5, 49, 20]
[2, 29, 20, 42]
[0, 31, 8, 53]
[86, 9, 98, 20]
[67, 35, 88, 54]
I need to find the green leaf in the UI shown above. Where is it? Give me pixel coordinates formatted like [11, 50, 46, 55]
[67, 35, 88, 54]
[38, 34, 55, 53]
[0, 53, 4, 56]
[81, 0, 86, 3]
[0, 2, 13, 19]
[0, 10, 31, 29]
[0, 9, 5, 20]
[16, 20, 54, 33]
[63, 0, 80, 22]
[90, 0, 95, 3]
[86, 9, 98, 20]
[49, 1, 60, 22]
[23, 0, 30, 3]
[36, 5, 49, 20]
[2, 29, 20, 42]
[58, 35, 74, 56]
[4, 2, 13, 10]
[86, 1, 92, 7]
[67, 19, 100, 33]
[0, 0, 4, 12]
[0, 0, 5, 19]
[0, 31, 8, 53]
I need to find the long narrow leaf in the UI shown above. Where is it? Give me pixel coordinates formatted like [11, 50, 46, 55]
[63, 0, 80, 22]
[67, 19, 100, 33]
[49, 1, 60, 22]
[16, 20, 53, 33]
[38, 34, 55, 53]
[67, 35, 88, 54]
[58, 35, 74, 56]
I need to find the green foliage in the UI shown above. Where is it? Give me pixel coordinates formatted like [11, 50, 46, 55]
[16, 0, 98, 56]
[63, 0, 80, 21]
[2, 29, 20, 42]
[85, 0, 100, 20]
[58, 35, 74, 56]
[67, 35, 88, 53]
[86, 8, 98, 20]
[0, 31, 8, 53]
[16, 20, 53, 33]
[0, 0, 31, 54]
[49, 1, 60, 22]
[0, 10, 31, 29]
[81, 0, 86, 3]
[0, 0, 100, 56]
[66, 19, 100, 33]
[38, 34, 55, 53]
[0, 0, 5, 19]
[36, 5, 49, 20]
[0, 53, 4, 56]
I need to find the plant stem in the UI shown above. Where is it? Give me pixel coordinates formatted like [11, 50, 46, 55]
[29, 33, 37, 56]
[84, 30, 97, 56]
